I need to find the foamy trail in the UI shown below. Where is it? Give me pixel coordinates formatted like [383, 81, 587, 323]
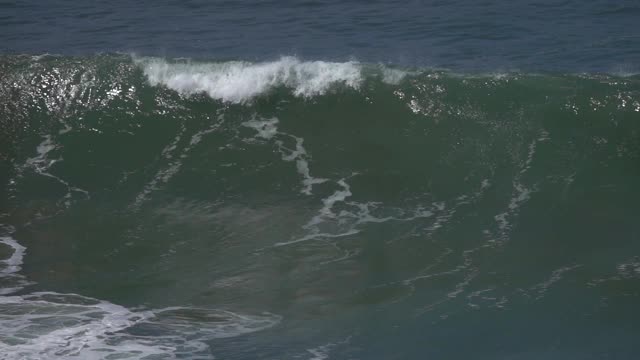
[243, 116, 328, 195]
[132, 111, 226, 209]
[23, 135, 89, 208]
[0, 236, 25, 276]
[0, 235, 32, 295]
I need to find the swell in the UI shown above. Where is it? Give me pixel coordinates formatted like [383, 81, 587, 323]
[2, 53, 640, 358]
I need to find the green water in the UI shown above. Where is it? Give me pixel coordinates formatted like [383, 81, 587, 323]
[1, 54, 640, 359]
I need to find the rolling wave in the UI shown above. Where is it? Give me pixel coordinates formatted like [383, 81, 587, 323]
[1, 53, 640, 359]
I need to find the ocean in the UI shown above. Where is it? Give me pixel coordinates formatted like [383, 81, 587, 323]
[1, 1, 640, 360]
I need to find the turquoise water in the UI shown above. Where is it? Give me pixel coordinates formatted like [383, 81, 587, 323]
[1, 54, 640, 358]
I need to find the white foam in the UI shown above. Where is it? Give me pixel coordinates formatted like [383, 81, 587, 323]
[137, 56, 363, 103]
[0, 236, 26, 276]
[318, 179, 352, 218]
[388, 181, 496, 309]
[274, 229, 361, 247]
[530, 265, 582, 300]
[243, 117, 280, 140]
[0, 292, 281, 360]
[242, 119, 434, 248]
[0, 224, 33, 295]
[381, 67, 408, 85]
[277, 179, 440, 248]
[0, 293, 152, 360]
[616, 258, 640, 278]
[23, 135, 89, 208]
[188, 112, 225, 146]
[243, 116, 328, 195]
[132, 124, 186, 208]
[25, 135, 60, 178]
[133, 113, 225, 209]
[520, 131, 548, 175]
[491, 137, 544, 243]
[0, 227, 34, 295]
[241, 117, 463, 251]
[447, 270, 479, 299]
[493, 181, 532, 243]
[304, 337, 351, 360]
[589, 257, 640, 287]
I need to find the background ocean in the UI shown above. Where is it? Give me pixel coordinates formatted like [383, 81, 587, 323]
[1, 1, 640, 359]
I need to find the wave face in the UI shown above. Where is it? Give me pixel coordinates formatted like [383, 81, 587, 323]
[2, 54, 640, 359]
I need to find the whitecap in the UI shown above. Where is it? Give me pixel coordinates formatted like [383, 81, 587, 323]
[136, 56, 363, 103]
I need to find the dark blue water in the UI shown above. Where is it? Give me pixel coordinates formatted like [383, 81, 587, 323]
[2, 0, 640, 72]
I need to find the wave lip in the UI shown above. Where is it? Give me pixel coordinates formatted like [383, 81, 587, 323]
[136, 56, 363, 103]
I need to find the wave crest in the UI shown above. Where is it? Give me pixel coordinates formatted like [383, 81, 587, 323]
[136, 56, 363, 103]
